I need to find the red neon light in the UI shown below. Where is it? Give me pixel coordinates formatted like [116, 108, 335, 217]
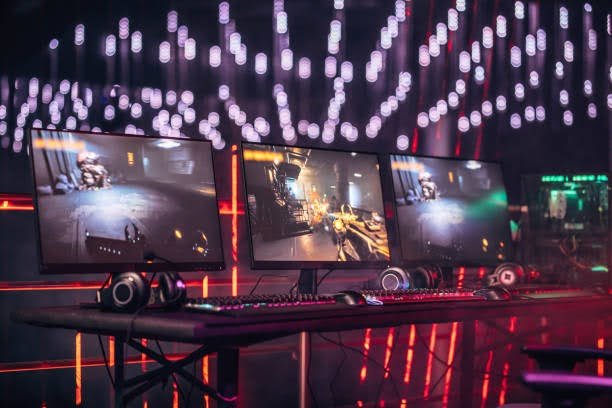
[597, 337, 605, 376]
[0, 194, 34, 211]
[75, 333, 82, 406]
[172, 382, 179, 408]
[423, 324, 438, 399]
[218, 200, 245, 215]
[480, 350, 494, 408]
[400, 398, 407, 408]
[382, 328, 395, 379]
[411, 127, 419, 153]
[231, 145, 239, 296]
[359, 328, 372, 383]
[141, 339, 147, 372]
[498, 317, 517, 406]
[202, 275, 210, 408]
[478, 267, 486, 279]
[403, 325, 416, 384]
[442, 322, 459, 407]
[109, 337, 115, 367]
[457, 267, 465, 288]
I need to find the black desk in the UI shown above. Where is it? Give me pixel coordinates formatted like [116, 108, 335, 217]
[12, 295, 612, 407]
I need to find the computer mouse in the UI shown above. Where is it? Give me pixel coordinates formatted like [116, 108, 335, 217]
[334, 290, 367, 306]
[474, 286, 512, 301]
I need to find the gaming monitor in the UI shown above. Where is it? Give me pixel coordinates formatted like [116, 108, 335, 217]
[29, 129, 225, 274]
[242, 143, 390, 269]
[522, 174, 609, 235]
[390, 154, 511, 266]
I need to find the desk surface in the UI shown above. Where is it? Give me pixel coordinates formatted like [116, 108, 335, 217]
[11, 295, 612, 345]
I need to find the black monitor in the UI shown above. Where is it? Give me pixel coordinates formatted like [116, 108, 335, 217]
[242, 142, 390, 270]
[522, 174, 609, 235]
[29, 129, 225, 274]
[390, 154, 511, 266]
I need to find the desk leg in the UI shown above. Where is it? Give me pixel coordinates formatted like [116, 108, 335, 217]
[217, 348, 239, 408]
[460, 321, 475, 408]
[298, 331, 311, 408]
[114, 337, 125, 408]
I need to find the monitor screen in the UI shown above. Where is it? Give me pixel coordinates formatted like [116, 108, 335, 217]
[30, 129, 224, 273]
[242, 143, 390, 269]
[523, 174, 609, 234]
[390, 154, 511, 265]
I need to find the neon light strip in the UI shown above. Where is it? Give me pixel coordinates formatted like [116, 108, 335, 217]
[457, 267, 465, 288]
[423, 324, 438, 399]
[403, 325, 416, 384]
[202, 275, 210, 408]
[231, 145, 239, 297]
[75, 333, 82, 406]
[498, 316, 517, 406]
[480, 350, 494, 408]
[359, 328, 372, 383]
[441, 322, 459, 407]
[597, 337, 605, 376]
[382, 328, 395, 379]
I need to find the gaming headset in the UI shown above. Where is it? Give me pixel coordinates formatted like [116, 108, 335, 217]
[377, 265, 441, 290]
[97, 271, 186, 312]
[485, 262, 524, 287]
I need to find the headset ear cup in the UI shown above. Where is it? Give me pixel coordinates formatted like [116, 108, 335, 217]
[411, 266, 434, 289]
[379, 267, 412, 290]
[493, 263, 520, 287]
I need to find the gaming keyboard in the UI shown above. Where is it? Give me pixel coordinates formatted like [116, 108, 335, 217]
[360, 288, 485, 305]
[184, 293, 347, 316]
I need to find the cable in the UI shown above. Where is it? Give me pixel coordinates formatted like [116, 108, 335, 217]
[316, 268, 335, 288]
[248, 274, 289, 296]
[317, 333, 401, 401]
[155, 340, 189, 408]
[96, 334, 115, 388]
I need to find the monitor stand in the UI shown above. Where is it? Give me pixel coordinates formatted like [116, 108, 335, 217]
[296, 268, 317, 408]
[297, 268, 318, 295]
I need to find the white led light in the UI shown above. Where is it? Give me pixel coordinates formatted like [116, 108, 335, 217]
[525, 35, 536, 56]
[255, 53, 267, 75]
[458, 116, 470, 132]
[340, 61, 353, 82]
[482, 100, 493, 117]
[583, 80, 593, 96]
[395, 1, 406, 21]
[608, 94, 612, 110]
[515, 2, 525, 20]
[470, 111, 482, 126]
[75, 24, 85, 46]
[536, 29, 546, 51]
[171, 114, 183, 129]
[448, 92, 459, 108]
[514, 83, 525, 101]
[159, 41, 171, 63]
[389, 16, 399, 38]
[307, 123, 320, 139]
[429, 36, 440, 57]
[475, 66, 485, 83]
[298, 57, 311, 79]
[177, 26, 188, 48]
[456, 0, 466, 12]
[209, 46, 221, 67]
[118, 94, 129, 110]
[483, 27, 493, 48]
[381, 27, 392, 50]
[529, 71, 539, 88]
[448, 9, 458, 31]
[229, 33, 241, 55]
[104, 105, 115, 121]
[219, 2, 230, 24]
[396, 135, 410, 150]
[49, 38, 59, 50]
[456, 79, 466, 95]
[417, 112, 429, 128]
[105, 35, 116, 57]
[380, 102, 391, 117]
[555, 61, 564, 79]
[496, 95, 507, 112]
[429, 107, 440, 123]
[297, 120, 308, 135]
[471, 42, 480, 64]
[459, 51, 471, 73]
[419, 45, 430, 67]
[119, 17, 129, 40]
[276, 11, 288, 34]
[496, 16, 507, 38]
[588, 29, 597, 51]
[281, 49, 293, 71]
[324, 56, 337, 79]
[282, 126, 296, 142]
[560, 7, 568, 29]
[276, 91, 288, 107]
[218, 85, 230, 101]
[437, 23, 448, 45]
[563, 110, 573, 126]
[208, 112, 220, 127]
[524, 106, 535, 122]
[185, 38, 196, 60]
[167, 11, 178, 32]
[151, 89, 162, 109]
[181, 90, 194, 106]
[166, 90, 177, 106]
[437, 100, 448, 115]
[510, 113, 521, 129]
[536, 106, 545, 121]
[560, 89, 569, 106]
[130, 31, 142, 53]
[587, 103, 597, 118]
[131, 103, 142, 119]
[235, 44, 247, 66]
[510, 46, 521, 68]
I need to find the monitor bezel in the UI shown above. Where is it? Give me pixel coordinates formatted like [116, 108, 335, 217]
[241, 141, 392, 270]
[29, 128, 226, 274]
[389, 152, 513, 268]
